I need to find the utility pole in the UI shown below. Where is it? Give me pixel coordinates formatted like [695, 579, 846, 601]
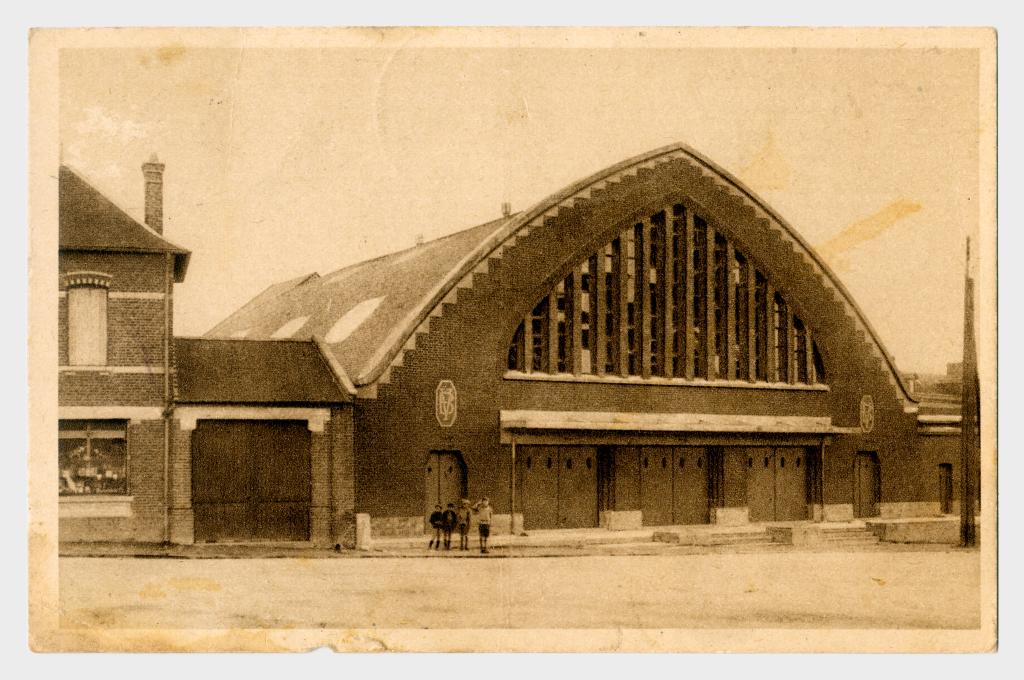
[959, 238, 978, 547]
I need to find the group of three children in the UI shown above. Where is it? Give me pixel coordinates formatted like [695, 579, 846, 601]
[428, 497, 493, 554]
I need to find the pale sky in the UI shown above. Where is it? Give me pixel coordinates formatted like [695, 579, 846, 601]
[59, 41, 980, 375]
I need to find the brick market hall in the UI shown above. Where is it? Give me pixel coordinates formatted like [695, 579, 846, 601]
[57, 144, 974, 547]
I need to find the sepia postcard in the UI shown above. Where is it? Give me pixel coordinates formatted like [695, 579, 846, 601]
[27, 26, 997, 652]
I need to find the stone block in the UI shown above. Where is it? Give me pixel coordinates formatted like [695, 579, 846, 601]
[710, 506, 749, 526]
[490, 513, 524, 535]
[355, 513, 371, 550]
[600, 510, 643, 530]
[652, 531, 680, 543]
[823, 503, 854, 522]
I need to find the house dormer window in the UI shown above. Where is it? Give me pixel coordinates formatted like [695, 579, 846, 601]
[65, 271, 111, 366]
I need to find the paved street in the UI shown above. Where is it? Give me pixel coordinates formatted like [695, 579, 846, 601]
[59, 548, 980, 630]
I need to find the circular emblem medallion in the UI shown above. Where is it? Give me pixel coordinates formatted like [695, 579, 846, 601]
[435, 380, 458, 428]
[859, 394, 875, 434]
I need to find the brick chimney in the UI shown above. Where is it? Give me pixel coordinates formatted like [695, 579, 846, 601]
[142, 153, 165, 234]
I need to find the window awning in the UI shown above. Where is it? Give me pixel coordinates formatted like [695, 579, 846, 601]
[500, 410, 836, 435]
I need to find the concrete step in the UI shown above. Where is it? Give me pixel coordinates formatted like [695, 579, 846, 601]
[707, 533, 774, 545]
[824, 536, 880, 544]
[819, 528, 880, 545]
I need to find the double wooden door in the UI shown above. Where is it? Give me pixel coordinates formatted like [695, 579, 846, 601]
[636, 446, 709, 526]
[192, 420, 311, 542]
[519, 445, 598, 529]
[746, 447, 809, 522]
[424, 451, 467, 516]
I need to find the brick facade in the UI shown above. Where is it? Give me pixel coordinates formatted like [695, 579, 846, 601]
[351, 157, 923, 527]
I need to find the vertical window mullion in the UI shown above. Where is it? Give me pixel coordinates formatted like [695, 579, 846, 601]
[571, 268, 583, 375]
[522, 314, 533, 373]
[609, 240, 622, 375]
[726, 242, 737, 381]
[805, 327, 815, 384]
[683, 211, 696, 379]
[661, 208, 674, 378]
[766, 282, 777, 382]
[592, 253, 606, 376]
[638, 222, 652, 379]
[548, 289, 559, 373]
[670, 205, 685, 377]
[616, 234, 630, 377]
[704, 223, 716, 380]
[746, 264, 757, 381]
[788, 309, 797, 384]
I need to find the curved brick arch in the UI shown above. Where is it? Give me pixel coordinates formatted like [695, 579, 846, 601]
[365, 143, 915, 412]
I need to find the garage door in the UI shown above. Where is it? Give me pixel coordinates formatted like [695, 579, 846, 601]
[192, 420, 311, 542]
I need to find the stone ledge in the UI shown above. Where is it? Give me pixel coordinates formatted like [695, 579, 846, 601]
[59, 496, 133, 519]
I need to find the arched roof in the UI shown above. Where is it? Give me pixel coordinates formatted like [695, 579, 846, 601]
[207, 142, 915, 407]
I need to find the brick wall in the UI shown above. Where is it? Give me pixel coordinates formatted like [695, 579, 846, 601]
[329, 406, 356, 548]
[352, 158, 920, 521]
[59, 418, 167, 542]
[58, 249, 173, 543]
[58, 250, 170, 407]
[58, 372, 164, 406]
[59, 251, 167, 292]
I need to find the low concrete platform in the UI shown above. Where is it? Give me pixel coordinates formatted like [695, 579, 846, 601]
[865, 516, 980, 544]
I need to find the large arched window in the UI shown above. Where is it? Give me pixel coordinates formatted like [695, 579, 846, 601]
[506, 203, 826, 386]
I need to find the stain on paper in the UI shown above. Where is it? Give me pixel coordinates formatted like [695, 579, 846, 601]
[818, 199, 922, 270]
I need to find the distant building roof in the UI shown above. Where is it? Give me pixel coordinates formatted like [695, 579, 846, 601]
[173, 337, 352, 404]
[205, 215, 511, 384]
[59, 166, 191, 282]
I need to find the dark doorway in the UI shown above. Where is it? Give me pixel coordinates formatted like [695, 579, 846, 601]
[853, 451, 881, 518]
[938, 463, 953, 514]
[192, 420, 311, 542]
[424, 451, 467, 518]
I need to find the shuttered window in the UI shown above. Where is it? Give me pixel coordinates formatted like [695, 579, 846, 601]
[66, 273, 110, 366]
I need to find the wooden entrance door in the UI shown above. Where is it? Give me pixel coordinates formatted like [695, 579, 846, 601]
[520, 445, 559, 529]
[774, 448, 808, 521]
[424, 451, 466, 517]
[557, 446, 598, 528]
[853, 451, 880, 518]
[745, 447, 808, 522]
[938, 463, 953, 514]
[640, 447, 674, 526]
[746, 447, 775, 522]
[519, 445, 598, 529]
[192, 420, 311, 542]
[673, 447, 710, 525]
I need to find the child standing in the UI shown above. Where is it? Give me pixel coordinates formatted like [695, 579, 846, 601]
[457, 499, 472, 551]
[441, 502, 458, 550]
[427, 504, 443, 550]
[472, 497, 493, 554]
